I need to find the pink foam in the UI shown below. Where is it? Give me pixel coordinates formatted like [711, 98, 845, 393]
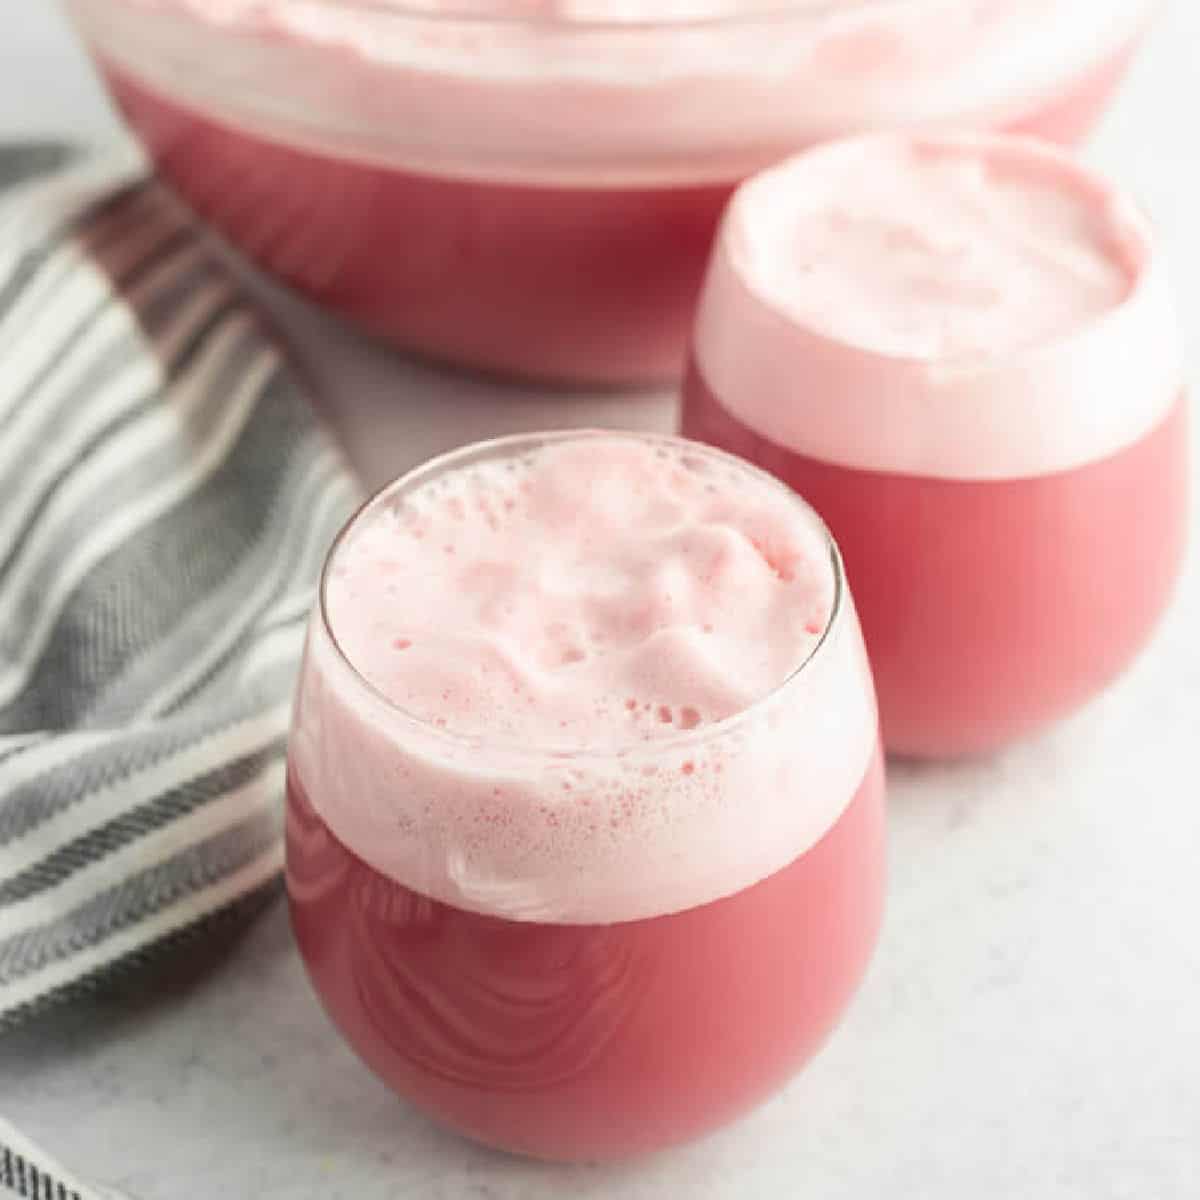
[290, 434, 877, 923]
[77, 0, 1155, 184]
[739, 135, 1133, 357]
[694, 133, 1182, 480]
[327, 437, 833, 746]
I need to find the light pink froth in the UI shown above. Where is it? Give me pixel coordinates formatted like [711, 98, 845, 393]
[325, 438, 833, 750]
[291, 435, 878, 924]
[744, 137, 1133, 358]
[76, 0, 1155, 183]
[695, 133, 1182, 480]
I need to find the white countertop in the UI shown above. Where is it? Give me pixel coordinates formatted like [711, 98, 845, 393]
[2, 6, 1199, 1199]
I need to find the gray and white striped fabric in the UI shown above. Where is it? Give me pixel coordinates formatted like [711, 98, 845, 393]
[1, 1117, 127, 1200]
[0, 143, 360, 1033]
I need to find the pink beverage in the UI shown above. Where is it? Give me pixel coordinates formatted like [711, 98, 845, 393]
[682, 133, 1188, 758]
[68, 0, 1156, 387]
[286, 433, 884, 1161]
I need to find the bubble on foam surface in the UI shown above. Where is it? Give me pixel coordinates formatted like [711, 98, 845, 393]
[292, 437, 879, 923]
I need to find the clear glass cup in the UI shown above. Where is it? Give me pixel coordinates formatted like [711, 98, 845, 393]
[67, 0, 1157, 386]
[285, 431, 885, 1161]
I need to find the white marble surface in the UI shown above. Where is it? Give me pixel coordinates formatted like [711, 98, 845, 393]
[2, 6, 1200, 1199]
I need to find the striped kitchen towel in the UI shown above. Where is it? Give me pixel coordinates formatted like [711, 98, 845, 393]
[0, 142, 360, 1033]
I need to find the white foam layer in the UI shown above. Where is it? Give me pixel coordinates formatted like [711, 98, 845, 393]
[288, 434, 878, 924]
[74, 0, 1155, 184]
[694, 133, 1182, 481]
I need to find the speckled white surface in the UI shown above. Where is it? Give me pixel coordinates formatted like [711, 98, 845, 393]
[2, 6, 1199, 1199]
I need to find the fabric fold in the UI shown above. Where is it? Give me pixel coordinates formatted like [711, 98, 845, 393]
[0, 143, 361, 1033]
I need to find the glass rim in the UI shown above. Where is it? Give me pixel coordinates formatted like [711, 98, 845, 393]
[270, 0, 923, 34]
[316, 429, 848, 762]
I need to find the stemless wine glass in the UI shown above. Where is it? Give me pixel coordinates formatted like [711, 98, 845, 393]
[682, 133, 1189, 758]
[285, 431, 885, 1162]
